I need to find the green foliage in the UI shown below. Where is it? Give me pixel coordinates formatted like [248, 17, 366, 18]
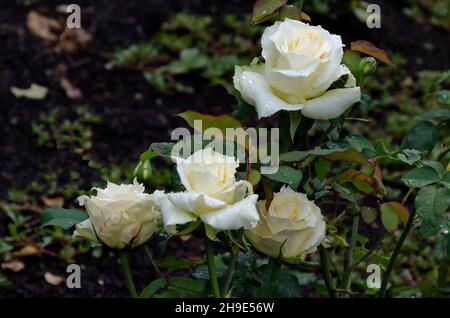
[41, 207, 88, 229]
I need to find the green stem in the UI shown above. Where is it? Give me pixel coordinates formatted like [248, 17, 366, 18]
[222, 244, 238, 297]
[205, 236, 221, 298]
[438, 259, 448, 293]
[143, 244, 164, 278]
[269, 258, 282, 284]
[319, 245, 336, 298]
[437, 147, 450, 162]
[378, 208, 416, 297]
[341, 215, 360, 292]
[119, 250, 137, 298]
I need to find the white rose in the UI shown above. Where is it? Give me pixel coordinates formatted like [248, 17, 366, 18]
[234, 18, 361, 120]
[245, 186, 326, 262]
[161, 148, 259, 233]
[74, 179, 164, 249]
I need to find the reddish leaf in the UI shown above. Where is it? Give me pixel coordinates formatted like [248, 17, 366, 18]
[384, 201, 410, 224]
[350, 40, 395, 68]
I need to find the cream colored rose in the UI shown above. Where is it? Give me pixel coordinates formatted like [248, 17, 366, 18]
[161, 148, 259, 233]
[234, 18, 361, 120]
[74, 179, 164, 249]
[245, 186, 326, 262]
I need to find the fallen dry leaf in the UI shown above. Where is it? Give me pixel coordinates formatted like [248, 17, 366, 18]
[44, 272, 64, 286]
[13, 245, 39, 257]
[56, 27, 92, 53]
[26, 11, 61, 42]
[41, 196, 64, 207]
[1, 260, 25, 273]
[10, 83, 48, 100]
[60, 78, 82, 99]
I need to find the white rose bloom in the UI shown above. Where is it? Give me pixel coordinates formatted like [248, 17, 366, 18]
[234, 18, 361, 120]
[74, 179, 164, 249]
[245, 186, 326, 262]
[161, 148, 259, 233]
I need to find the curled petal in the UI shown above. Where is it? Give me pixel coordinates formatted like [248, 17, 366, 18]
[200, 194, 259, 230]
[234, 66, 303, 118]
[301, 86, 361, 120]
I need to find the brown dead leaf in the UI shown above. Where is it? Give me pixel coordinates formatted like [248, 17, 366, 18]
[56, 27, 92, 53]
[13, 245, 39, 257]
[60, 78, 82, 99]
[1, 260, 25, 273]
[41, 196, 64, 207]
[26, 11, 61, 42]
[44, 272, 64, 286]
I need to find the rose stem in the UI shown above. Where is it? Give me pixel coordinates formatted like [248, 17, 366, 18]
[269, 258, 282, 285]
[340, 214, 360, 293]
[205, 236, 221, 298]
[119, 250, 138, 298]
[143, 244, 164, 278]
[319, 245, 336, 298]
[222, 243, 238, 297]
[378, 208, 416, 297]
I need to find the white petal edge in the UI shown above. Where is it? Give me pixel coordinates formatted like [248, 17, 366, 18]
[200, 194, 259, 230]
[234, 67, 303, 118]
[301, 86, 361, 120]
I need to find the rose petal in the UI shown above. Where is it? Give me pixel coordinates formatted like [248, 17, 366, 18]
[199, 194, 259, 230]
[234, 66, 303, 118]
[301, 86, 361, 120]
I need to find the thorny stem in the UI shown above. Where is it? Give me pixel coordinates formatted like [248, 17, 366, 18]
[319, 245, 337, 298]
[205, 236, 221, 298]
[340, 215, 360, 293]
[222, 244, 238, 297]
[119, 250, 137, 298]
[378, 208, 416, 297]
[143, 244, 164, 278]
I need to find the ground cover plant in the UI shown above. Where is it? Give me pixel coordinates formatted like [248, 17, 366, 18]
[0, 0, 449, 298]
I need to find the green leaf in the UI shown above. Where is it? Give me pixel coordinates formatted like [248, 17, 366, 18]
[157, 256, 197, 271]
[324, 148, 366, 164]
[435, 90, 450, 105]
[441, 171, 450, 188]
[433, 70, 450, 84]
[315, 158, 330, 182]
[279, 5, 311, 21]
[361, 207, 377, 224]
[289, 110, 302, 141]
[280, 146, 348, 162]
[418, 109, 450, 121]
[139, 148, 159, 161]
[248, 169, 262, 186]
[263, 166, 302, 190]
[401, 166, 440, 188]
[251, 0, 287, 25]
[415, 186, 450, 217]
[139, 278, 166, 298]
[168, 277, 206, 296]
[345, 134, 376, 158]
[150, 142, 174, 157]
[397, 149, 421, 166]
[381, 203, 399, 232]
[401, 121, 438, 153]
[178, 111, 242, 136]
[41, 207, 88, 229]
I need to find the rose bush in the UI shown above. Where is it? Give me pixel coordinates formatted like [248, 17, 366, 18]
[234, 18, 361, 119]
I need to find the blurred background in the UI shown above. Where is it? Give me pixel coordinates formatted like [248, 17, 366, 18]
[0, 0, 448, 297]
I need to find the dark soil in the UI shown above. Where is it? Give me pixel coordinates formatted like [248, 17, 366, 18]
[0, 0, 448, 297]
